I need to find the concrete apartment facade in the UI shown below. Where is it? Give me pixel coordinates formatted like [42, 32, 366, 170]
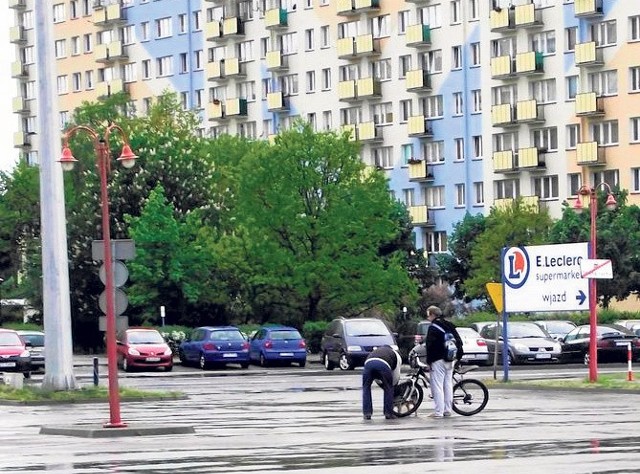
[9, 0, 640, 260]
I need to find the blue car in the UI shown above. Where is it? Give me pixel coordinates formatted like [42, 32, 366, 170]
[249, 325, 307, 367]
[178, 326, 250, 370]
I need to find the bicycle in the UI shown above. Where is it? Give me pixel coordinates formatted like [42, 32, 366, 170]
[392, 355, 489, 417]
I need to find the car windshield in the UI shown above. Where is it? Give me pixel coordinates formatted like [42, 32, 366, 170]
[543, 321, 575, 334]
[457, 328, 479, 338]
[270, 330, 301, 340]
[20, 334, 44, 346]
[597, 326, 629, 337]
[211, 330, 244, 341]
[128, 330, 164, 344]
[345, 320, 389, 337]
[0, 332, 22, 346]
[488, 323, 548, 339]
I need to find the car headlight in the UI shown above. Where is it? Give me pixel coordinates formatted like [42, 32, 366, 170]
[513, 343, 528, 352]
[20, 350, 30, 357]
[163, 348, 173, 356]
[128, 348, 141, 356]
[554, 343, 562, 352]
[347, 345, 363, 352]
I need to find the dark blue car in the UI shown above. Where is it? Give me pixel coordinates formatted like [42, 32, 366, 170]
[178, 326, 250, 370]
[249, 325, 307, 367]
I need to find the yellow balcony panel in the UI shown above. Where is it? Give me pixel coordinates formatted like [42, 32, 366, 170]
[575, 42, 603, 67]
[489, 8, 512, 31]
[96, 79, 123, 98]
[409, 205, 432, 226]
[576, 141, 605, 166]
[355, 34, 379, 56]
[358, 122, 382, 142]
[12, 96, 28, 114]
[408, 116, 433, 137]
[266, 51, 289, 70]
[11, 61, 27, 78]
[95, 41, 126, 63]
[406, 24, 431, 47]
[491, 104, 515, 127]
[515, 51, 543, 75]
[265, 8, 287, 29]
[408, 160, 434, 182]
[356, 78, 381, 98]
[518, 147, 545, 170]
[208, 101, 225, 120]
[13, 131, 30, 149]
[514, 4, 542, 28]
[521, 195, 540, 212]
[207, 61, 224, 80]
[490, 55, 514, 79]
[222, 17, 244, 37]
[341, 124, 357, 141]
[354, 0, 380, 12]
[267, 134, 278, 144]
[94, 4, 125, 26]
[336, 0, 357, 16]
[406, 69, 431, 92]
[494, 198, 514, 211]
[225, 98, 248, 117]
[516, 99, 544, 123]
[337, 37, 356, 58]
[9, 0, 26, 10]
[225, 58, 244, 76]
[575, 0, 603, 17]
[338, 80, 357, 101]
[575, 92, 604, 116]
[267, 91, 289, 111]
[493, 150, 516, 173]
[9, 26, 25, 44]
[205, 20, 222, 40]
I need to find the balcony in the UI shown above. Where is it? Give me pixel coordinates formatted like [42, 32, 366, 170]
[9, 0, 26, 9]
[222, 17, 244, 38]
[490, 55, 515, 79]
[266, 51, 289, 71]
[408, 160, 434, 182]
[267, 91, 289, 112]
[265, 8, 287, 29]
[406, 24, 431, 47]
[13, 131, 31, 149]
[93, 4, 126, 27]
[408, 205, 434, 227]
[9, 26, 26, 44]
[208, 100, 224, 120]
[515, 51, 543, 75]
[495, 195, 540, 213]
[489, 8, 513, 32]
[95, 41, 127, 63]
[336, 0, 358, 16]
[96, 79, 123, 98]
[574, 0, 603, 18]
[356, 77, 381, 99]
[576, 141, 605, 166]
[491, 104, 516, 127]
[355, 34, 380, 56]
[357, 122, 382, 142]
[11, 61, 27, 79]
[207, 58, 245, 80]
[518, 147, 545, 171]
[405, 69, 430, 92]
[575, 92, 604, 117]
[514, 4, 542, 28]
[12, 96, 29, 114]
[354, 0, 380, 12]
[407, 116, 433, 137]
[224, 98, 248, 117]
[205, 20, 222, 40]
[341, 124, 357, 141]
[338, 80, 357, 101]
[516, 99, 545, 124]
[575, 42, 603, 67]
[493, 150, 517, 173]
[337, 37, 356, 59]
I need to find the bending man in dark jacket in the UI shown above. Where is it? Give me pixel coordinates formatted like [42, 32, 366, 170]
[425, 305, 463, 418]
[362, 345, 402, 420]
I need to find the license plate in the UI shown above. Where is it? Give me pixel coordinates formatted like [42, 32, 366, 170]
[462, 355, 472, 360]
[223, 353, 238, 358]
[145, 357, 161, 362]
[279, 352, 294, 357]
[536, 353, 552, 359]
[0, 362, 16, 368]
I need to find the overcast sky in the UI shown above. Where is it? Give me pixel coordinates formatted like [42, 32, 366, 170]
[1, 12, 19, 173]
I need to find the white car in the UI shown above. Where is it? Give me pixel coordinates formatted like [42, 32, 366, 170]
[457, 327, 490, 366]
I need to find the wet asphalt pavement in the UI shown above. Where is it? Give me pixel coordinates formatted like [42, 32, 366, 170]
[3, 363, 640, 473]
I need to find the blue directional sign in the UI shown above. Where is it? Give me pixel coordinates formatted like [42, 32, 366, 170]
[502, 242, 590, 312]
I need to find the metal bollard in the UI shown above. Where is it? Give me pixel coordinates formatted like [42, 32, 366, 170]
[93, 357, 99, 386]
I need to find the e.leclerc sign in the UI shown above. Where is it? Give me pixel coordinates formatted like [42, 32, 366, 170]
[502, 242, 590, 313]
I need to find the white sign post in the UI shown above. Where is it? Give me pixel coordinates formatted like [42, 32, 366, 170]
[502, 242, 590, 313]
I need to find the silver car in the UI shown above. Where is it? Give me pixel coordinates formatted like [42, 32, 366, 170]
[457, 327, 490, 366]
[480, 322, 562, 364]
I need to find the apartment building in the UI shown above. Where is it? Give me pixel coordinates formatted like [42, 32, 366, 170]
[9, 0, 640, 261]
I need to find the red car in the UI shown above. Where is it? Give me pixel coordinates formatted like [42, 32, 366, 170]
[116, 328, 173, 372]
[0, 328, 31, 377]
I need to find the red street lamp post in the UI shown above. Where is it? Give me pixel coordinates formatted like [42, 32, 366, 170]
[573, 183, 617, 383]
[59, 123, 137, 428]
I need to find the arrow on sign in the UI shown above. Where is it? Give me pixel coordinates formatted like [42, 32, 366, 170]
[576, 290, 587, 305]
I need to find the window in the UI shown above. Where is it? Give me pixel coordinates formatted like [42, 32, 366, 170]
[473, 182, 484, 205]
[280, 33, 297, 55]
[472, 90, 481, 113]
[320, 26, 330, 48]
[84, 70, 94, 89]
[453, 92, 463, 115]
[180, 92, 189, 110]
[423, 141, 444, 164]
[237, 40, 254, 62]
[422, 95, 443, 118]
[371, 59, 391, 81]
[422, 50, 442, 73]
[142, 60, 151, 79]
[568, 173, 582, 197]
[592, 169, 619, 188]
[470, 42, 481, 66]
[305, 29, 314, 51]
[400, 143, 413, 165]
[237, 81, 256, 101]
[70, 36, 80, 56]
[54, 40, 66, 58]
[239, 122, 257, 139]
[122, 26, 135, 45]
[631, 16, 640, 41]
[399, 99, 412, 122]
[454, 138, 464, 161]
[495, 179, 520, 199]
[419, 5, 442, 29]
[195, 89, 204, 108]
[306, 71, 316, 93]
[57, 75, 68, 94]
[193, 50, 203, 70]
[426, 186, 445, 208]
[59, 111, 70, 129]
[180, 53, 188, 73]
[566, 75, 578, 100]
[321, 68, 331, 90]
[123, 63, 136, 83]
[566, 124, 580, 149]
[373, 147, 393, 168]
[589, 20, 617, 47]
[398, 10, 409, 34]
[399, 55, 411, 78]
[468, 0, 479, 20]
[155, 17, 172, 38]
[426, 231, 448, 254]
[156, 56, 173, 77]
[322, 110, 332, 130]
[280, 74, 298, 96]
[591, 120, 618, 146]
[69, 0, 79, 19]
[371, 102, 393, 125]
[71, 72, 81, 92]
[630, 117, 640, 142]
[588, 70, 617, 96]
[402, 188, 415, 206]
[530, 31, 556, 55]
[492, 84, 517, 105]
[193, 11, 202, 30]
[530, 79, 556, 104]
[141, 22, 150, 41]
[494, 132, 518, 152]
[260, 37, 270, 58]
[455, 183, 465, 207]
[53, 3, 65, 23]
[338, 21, 358, 39]
[307, 113, 317, 130]
[371, 15, 390, 38]
[261, 79, 270, 99]
[178, 14, 187, 34]
[472, 135, 483, 159]
[533, 175, 559, 200]
[491, 37, 515, 58]
[565, 27, 577, 51]
[630, 67, 640, 92]
[451, 0, 461, 24]
[452, 46, 462, 69]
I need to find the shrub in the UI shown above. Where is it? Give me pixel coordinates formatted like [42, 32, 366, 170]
[302, 321, 329, 354]
[159, 325, 192, 353]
